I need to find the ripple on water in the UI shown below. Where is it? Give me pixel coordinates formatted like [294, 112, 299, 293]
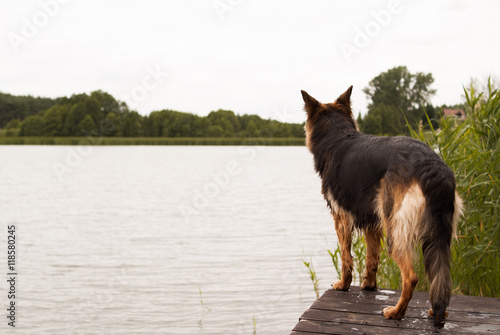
[1, 146, 339, 334]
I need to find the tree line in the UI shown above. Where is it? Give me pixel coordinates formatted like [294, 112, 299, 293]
[2, 66, 471, 139]
[0, 90, 305, 138]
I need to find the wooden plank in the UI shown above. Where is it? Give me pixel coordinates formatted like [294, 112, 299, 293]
[293, 319, 500, 335]
[293, 319, 442, 335]
[310, 297, 500, 324]
[299, 308, 500, 332]
[320, 287, 500, 314]
[448, 293, 500, 315]
[291, 287, 500, 335]
[315, 288, 500, 319]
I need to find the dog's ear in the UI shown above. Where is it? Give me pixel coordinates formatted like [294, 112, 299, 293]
[301, 90, 320, 115]
[336, 85, 353, 107]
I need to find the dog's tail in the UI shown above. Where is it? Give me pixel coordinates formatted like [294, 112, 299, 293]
[418, 164, 463, 325]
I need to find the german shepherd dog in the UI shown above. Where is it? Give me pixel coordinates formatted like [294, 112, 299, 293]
[301, 86, 463, 325]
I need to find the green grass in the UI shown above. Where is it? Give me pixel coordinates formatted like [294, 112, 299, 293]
[198, 286, 211, 313]
[0, 136, 305, 146]
[302, 257, 320, 299]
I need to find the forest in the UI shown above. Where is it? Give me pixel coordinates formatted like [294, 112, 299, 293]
[0, 90, 304, 139]
[1, 66, 469, 140]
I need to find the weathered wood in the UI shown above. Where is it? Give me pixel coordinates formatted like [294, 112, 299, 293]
[291, 286, 500, 334]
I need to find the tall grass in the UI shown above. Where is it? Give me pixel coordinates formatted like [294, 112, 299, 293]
[327, 236, 367, 286]
[302, 257, 320, 299]
[198, 286, 211, 313]
[330, 81, 499, 297]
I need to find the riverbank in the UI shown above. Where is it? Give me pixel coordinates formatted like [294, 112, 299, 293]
[0, 136, 306, 146]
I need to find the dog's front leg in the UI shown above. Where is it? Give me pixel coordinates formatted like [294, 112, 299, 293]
[361, 227, 383, 290]
[332, 212, 353, 291]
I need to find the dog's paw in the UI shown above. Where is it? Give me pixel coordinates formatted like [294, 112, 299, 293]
[427, 308, 448, 319]
[383, 306, 402, 319]
[332, 280, 349, 291]
[361, 278, 377, 291]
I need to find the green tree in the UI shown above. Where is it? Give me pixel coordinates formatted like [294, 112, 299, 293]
[244, 120, 258, 137]
[145, 111, 167, 137]
[20, 115, 44, 136]
[361, 66, 436, 135]
[102, 112, 121, 137]
[77, 114, 97, 136]
[83, 96, 102, 128]
[207, 110, 240, 137]
[0, 92, 58, 128]
[43, 105, 68, 136]
[162, 112, 193, 137]
[121, 111, 142, 137]
[4, 119, 21, 136]
[361, 111, 382, 135]
[5, 119, 20, 129]
[291, 123, 305, 138]
[207, 125, 224, 137]
[90, 90, 120, 116]
[361, 103, 401, 136]
[191, 117, 209, 137]
[63, 102, 88, 135]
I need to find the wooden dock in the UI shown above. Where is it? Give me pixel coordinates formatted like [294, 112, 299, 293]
[291, 286, 500, 334]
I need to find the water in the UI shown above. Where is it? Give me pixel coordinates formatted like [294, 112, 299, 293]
[0, 146, 340, 334]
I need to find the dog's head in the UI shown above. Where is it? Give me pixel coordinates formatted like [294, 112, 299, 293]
[301, 86, 356, 149]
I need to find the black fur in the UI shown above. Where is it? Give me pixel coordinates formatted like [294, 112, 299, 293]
[309, 103, 455, 234]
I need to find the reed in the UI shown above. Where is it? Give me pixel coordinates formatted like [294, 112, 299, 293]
[302, 258, 320, 299]
[198, 286, 211, 312]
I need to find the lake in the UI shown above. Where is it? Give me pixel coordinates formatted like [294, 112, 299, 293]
[0, 146, 340, 334]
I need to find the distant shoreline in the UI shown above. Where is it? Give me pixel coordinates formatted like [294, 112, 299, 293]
[0, 137, 306, 146]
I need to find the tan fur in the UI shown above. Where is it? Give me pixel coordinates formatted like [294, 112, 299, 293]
[383, 252, 418, 319]
[332, 210, 354, 290]
[361, 227, 383, 290]
[304, 121, 312, 151]
[375, 182, 424, 318]
[374, 182, 426, 255]
[391, 183, 426, 256]
[325, 191, 355, 290]
[326, 191, 355, 230]
[374, 179, 386, 221]
[452, 191, 464, 239]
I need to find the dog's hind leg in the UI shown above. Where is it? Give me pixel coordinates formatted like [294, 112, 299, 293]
[332, 212, 353, 291]
[382, 250, 418, 319]
[361, 227, 383, 290]
[380, 181, 424, 319]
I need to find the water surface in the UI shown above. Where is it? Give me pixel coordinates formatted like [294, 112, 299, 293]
[0, 146, 339, 334]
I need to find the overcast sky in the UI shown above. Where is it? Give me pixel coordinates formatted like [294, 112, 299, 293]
[1, 0, 499, 123]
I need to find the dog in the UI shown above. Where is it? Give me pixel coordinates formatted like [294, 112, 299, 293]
[301, 86, 463, 325]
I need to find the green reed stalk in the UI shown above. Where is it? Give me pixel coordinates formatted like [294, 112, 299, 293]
[302, 258, 320, 299]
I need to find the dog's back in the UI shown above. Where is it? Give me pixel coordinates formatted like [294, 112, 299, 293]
[302, 86, 463, 325]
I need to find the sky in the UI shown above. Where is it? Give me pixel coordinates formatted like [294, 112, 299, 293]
[1, 0, 499, 123]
